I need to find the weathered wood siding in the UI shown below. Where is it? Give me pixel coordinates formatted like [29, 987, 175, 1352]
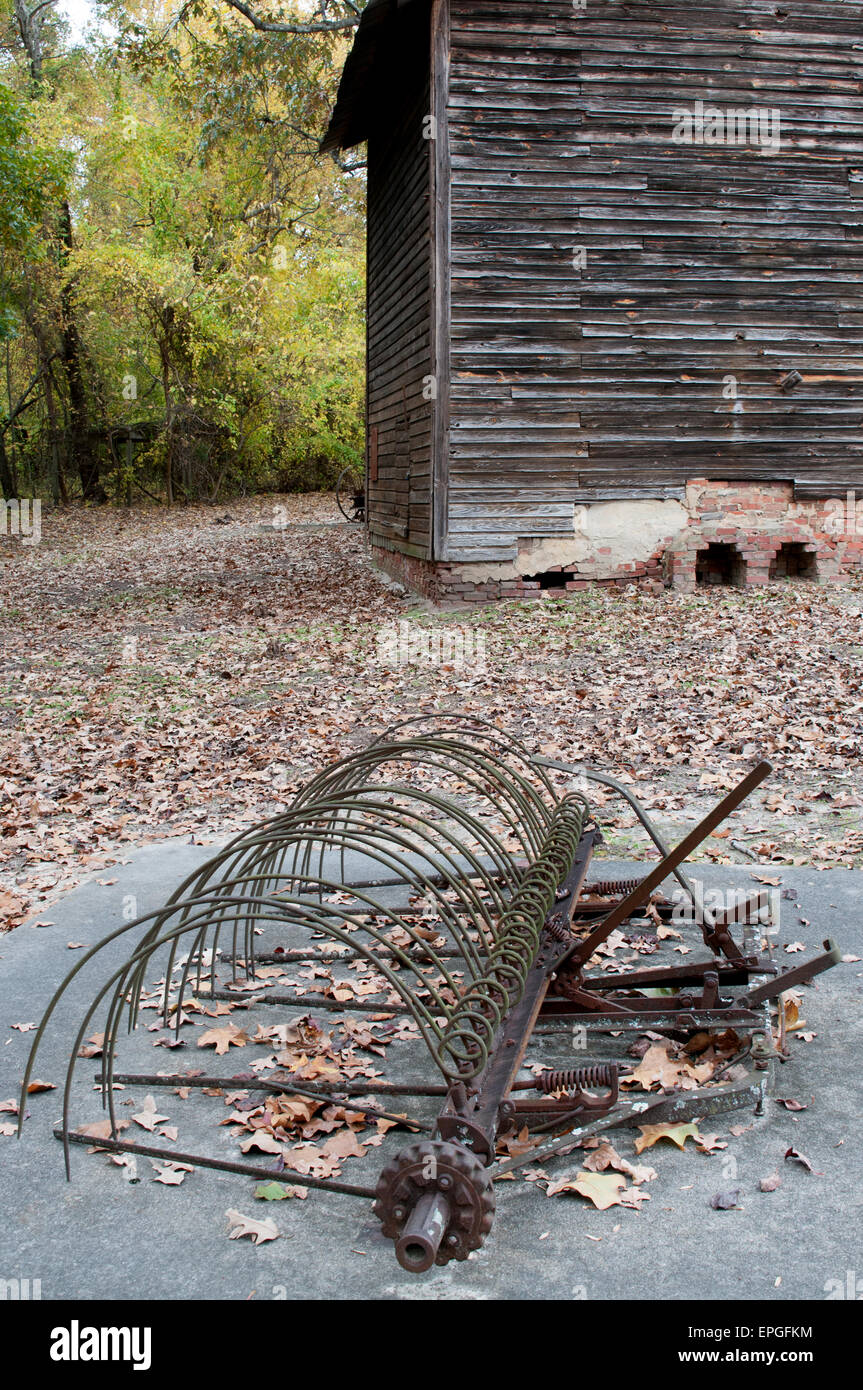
[445, 0, 863, 562]
[366, 56, 434, 557]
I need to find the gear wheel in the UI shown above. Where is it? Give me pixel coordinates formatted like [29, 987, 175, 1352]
[373, 1140, 495, 1271]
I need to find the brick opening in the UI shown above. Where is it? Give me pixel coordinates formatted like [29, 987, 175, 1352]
[695, 542, 745, 588]
[769, 541, 817, 581]
[526, 570, 568, 592]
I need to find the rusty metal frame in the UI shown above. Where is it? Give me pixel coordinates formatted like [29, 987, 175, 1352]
[18, 720, 842, 1274]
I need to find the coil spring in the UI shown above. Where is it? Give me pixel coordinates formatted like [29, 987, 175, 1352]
[585, 878, 643, 898]
[538, 1063, 617, 1095]
[436, 793, 588, 1082]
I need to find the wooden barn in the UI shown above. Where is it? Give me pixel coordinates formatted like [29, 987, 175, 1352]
[322, 0, 863, 600]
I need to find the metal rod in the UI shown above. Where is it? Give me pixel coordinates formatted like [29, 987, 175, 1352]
[104, 1071, 449, 1098]
[55, 1127, 378, 1198]
[566, 761, 772, 967]
[53, 1128, 377, 1195]
[743, 938, 842, 1006]
[198, 988, 416, 1015]
[95, 1071, 428, 1132]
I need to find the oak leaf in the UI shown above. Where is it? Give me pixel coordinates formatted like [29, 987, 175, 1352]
[225, 1209, 280, 1244]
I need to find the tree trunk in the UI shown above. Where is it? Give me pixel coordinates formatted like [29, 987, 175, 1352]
[58, 201, 102, 501]
[0, 432, 16, 497]
[161, 345, 174, 505]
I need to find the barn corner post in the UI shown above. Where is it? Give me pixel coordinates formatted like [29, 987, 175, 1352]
[328, 0, 863, 602]
[430, 0, 452, 564]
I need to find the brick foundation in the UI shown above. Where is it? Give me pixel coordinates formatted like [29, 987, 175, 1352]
[371, 480, 863, 605]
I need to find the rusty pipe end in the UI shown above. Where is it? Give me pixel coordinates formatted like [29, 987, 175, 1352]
[395, 1190, 451, 1273]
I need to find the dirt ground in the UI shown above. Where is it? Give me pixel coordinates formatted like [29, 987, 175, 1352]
[2, 494, 862, 928]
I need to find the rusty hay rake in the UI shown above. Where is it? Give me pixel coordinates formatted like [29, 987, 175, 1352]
[20, 718, 841, 1273]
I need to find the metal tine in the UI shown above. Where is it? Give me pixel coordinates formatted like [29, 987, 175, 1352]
[240, 800, 511, 950]
[147, 729, 555, 997]
[295, 738, 553, 859]
[170, 815, 498, 978]
[371, 715, 563, 806]
[216, 802, 502, 941]
[131, 766, 537, 1042]
[176, 778, 518, 966]
[15, 891, 206, 1140]
[287, 783, 524, 897]
[371, 717, 562, 806]
[57, 1127, 381, 1200]
[189, 790, 520, 959]
[47, 895, 460, 1177]
[24, 870, 509, 1171]
[105, 1071, 451, 1097]
[142, 885, 468, 1041]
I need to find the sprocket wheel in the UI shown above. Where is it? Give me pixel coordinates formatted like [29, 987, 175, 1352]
[373, 1139, 495, 1271]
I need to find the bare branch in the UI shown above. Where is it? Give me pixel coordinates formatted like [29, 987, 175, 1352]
[27, 0, 60, 20]
[222, 0, 360, 34]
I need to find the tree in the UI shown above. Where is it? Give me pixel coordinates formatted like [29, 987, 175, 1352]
[0, 0, 367, 503]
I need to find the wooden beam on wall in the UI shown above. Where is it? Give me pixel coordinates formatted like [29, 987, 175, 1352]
[430, 0, 452, 561]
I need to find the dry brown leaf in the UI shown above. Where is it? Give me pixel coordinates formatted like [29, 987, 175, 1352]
[546, 1170, 627, 1209]
[132, 1095, 171, 1132]
[225, 1208, 280, 1244]
[151, 1160, 193, 1185]
[78, 1117, 129, 1140]
[635, 1122, 702, 1154]
[197, 1024, 249, 1055]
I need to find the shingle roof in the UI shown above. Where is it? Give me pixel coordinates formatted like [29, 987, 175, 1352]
[320, 0, 426, 152]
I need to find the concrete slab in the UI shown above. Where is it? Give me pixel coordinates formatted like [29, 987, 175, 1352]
[1, 843, 860, 1303]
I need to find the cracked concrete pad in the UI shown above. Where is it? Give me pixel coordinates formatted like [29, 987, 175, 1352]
[0, 845, 860, 1302]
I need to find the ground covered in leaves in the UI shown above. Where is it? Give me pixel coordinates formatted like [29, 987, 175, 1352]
[2, 495, 862, 928]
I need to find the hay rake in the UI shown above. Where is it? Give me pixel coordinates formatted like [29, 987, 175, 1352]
[20, 718, 841, 1273]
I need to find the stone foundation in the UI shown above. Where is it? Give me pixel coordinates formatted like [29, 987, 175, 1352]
[371, 481, 863, 604]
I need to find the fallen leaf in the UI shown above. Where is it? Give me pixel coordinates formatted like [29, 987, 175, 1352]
[78, 1118, 129, 1140]
[546, 1170, 627, 1210]
[151, 1161, 193, 1185]
[240, 1132, 286, 1157]
[132, 1095, 171, 1131]
[695, 1134, 728, 1153]
[710, 1189, 741, 1210]
[254, 1180, 308, 1201]
[582, 1142, 657, 1184]
[784, 1146, 814, 1173]
[225, 1208, 279, 1244]
[635, 1122, 701, 1154]
[198, 1024, 249, 1055]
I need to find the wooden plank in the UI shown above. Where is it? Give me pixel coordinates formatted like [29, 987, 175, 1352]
[431, 0, 451, 561]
